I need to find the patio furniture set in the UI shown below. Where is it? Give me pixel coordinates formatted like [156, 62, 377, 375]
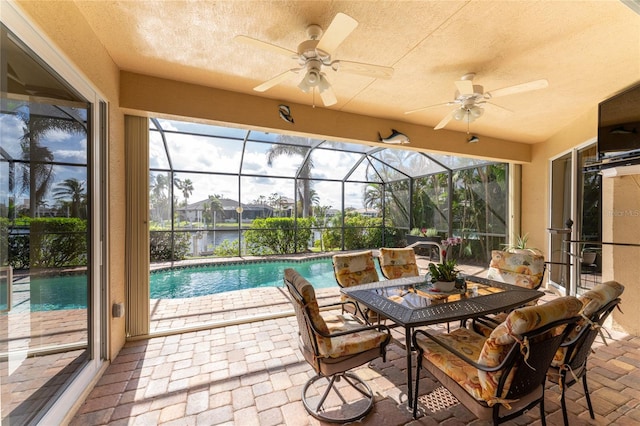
[283, 247, 624, 425]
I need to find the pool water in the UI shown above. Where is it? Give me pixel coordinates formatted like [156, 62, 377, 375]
[21, 256, 384, 310]
[150, 257, 349, 299]
[27, 275, 89, 312]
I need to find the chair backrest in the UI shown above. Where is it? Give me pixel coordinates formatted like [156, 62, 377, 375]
[477, 296, 583, 402]
[283, 268, 331, 359]
[553, 280, 624, 369]
[486, 250, 546, 289]
[332, 251, 379, 288]
[378, 247, 419, 279]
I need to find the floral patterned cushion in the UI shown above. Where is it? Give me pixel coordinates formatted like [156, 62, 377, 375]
[285, 268, 388, 359]
[379, 247, 419, 279]
[321, 313, 389, 358]
[552, 281, 624, 366]
[414, 327, 488, 400]
[487, 250, 545, 289]
[477, 296, 582, 401]
[333, 251, 380, 287]
[285, 268, 330, 340]
[579, 280, 624, 317]
[416, 297, 581, 405]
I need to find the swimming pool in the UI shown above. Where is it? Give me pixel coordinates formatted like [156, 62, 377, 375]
[150, 257, 350, 299]
[23, 256, 384, 310]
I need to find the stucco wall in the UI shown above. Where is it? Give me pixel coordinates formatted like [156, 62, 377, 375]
[16, 0, 127, 359]
[602, 176, 640, 334]
[523, 106, 637, 335]
[522, 107, 598, 253]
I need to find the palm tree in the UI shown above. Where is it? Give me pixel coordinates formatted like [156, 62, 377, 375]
[174, 178, 194, 206]
[363, 183, 383, 211]
[266, 137, 314, 217]
[150, 173, 170, 224]
[53, 178, 86, 218]
[202, 195, 223, 227]
[18, 109, 86, 216]
[253, 195, 267, 205]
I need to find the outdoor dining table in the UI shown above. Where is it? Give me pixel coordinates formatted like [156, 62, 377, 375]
[340, 274, 544, 408]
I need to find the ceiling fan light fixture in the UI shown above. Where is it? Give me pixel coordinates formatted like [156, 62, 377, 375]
[453, 108, 466, 121]
[298, 67, 321, 93]
[298, 76, 311, 93]
[470, 105, 484, 118]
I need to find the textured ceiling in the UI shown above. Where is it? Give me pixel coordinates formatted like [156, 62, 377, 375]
[73, 0, 640, 144]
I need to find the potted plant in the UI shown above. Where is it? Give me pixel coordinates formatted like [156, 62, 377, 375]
[407, 227, 440, 245]
[427, 259, 460, 292]
[502, 233, 541, 255]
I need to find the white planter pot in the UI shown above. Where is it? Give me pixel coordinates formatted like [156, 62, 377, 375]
[433, 280, 456, 292]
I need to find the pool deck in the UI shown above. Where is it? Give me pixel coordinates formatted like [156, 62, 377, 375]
[4, 254, 629, 425]
[71, 287, 640, 426]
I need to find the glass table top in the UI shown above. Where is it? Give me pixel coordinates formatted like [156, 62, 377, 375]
[341, 275, 543, 326]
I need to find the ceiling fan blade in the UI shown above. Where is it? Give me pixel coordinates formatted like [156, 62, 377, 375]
[253, 69, 299, 92]
[316, 13, 358, 55]
[235, 35, 296, 57]
[434, 110, 456, 130]
[318, 74, 337, 106]
[404, 101, 455, 115]
[484, 101, 513, 114]
[486, 79, 549, 98]
[455, 79, 475, 95]
[332, 60, 394, 79]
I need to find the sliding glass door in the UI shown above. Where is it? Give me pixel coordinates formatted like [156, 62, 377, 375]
[1, 12, 106, 424]
[549, 143, 600, 294]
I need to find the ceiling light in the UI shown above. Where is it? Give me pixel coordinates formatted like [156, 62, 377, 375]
[453, 108, 466, 121]
[298, 69, 320, 93]
[470, 106, 484, 119]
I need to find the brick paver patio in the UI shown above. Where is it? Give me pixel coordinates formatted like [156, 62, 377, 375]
[71, 287, 640, 425]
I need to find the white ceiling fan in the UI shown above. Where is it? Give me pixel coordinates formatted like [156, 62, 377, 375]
[405, 73, 549, 130]
[236, 13, 394, 107]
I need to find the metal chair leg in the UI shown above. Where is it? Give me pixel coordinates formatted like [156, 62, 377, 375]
[302, 372, 374, 423]
[583, 373, 595, 419]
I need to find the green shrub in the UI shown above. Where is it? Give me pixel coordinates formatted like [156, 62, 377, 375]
[322, 214, 402, 250]
[243, 217, 312, 254]
[213, 239, 240, 257]
[5, 218, 88, 269]
[149, 230, 190, 261]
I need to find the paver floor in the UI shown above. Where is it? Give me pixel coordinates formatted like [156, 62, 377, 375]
[71, 290, 640, 425]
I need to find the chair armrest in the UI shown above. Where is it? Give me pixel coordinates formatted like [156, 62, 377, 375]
[318, 301, 351, 310]
[317, 322, 391, 339]
[412, 328, 512, 373]
[472, 314, 503, 328]
[319, 300, 370, 323]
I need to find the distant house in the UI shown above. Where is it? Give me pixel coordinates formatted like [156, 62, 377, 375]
[176, 198, 276, 224]
[353, 208, 379, 218]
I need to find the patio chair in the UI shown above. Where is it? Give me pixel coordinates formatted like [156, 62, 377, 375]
[486, 249, 546, 290]
[378, 247, 420, 279]
[547, 281, 624, 426]
[412, 296, 583, 425]
[471, 250, 547, 335]
[283, 268, 391, 423]
[332, 251, 381, 322]
[580, 251, 598, 287]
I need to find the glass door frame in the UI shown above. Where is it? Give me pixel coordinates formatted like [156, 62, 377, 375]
[548, 137, 597, 296]
[2, 3, 108, 424]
